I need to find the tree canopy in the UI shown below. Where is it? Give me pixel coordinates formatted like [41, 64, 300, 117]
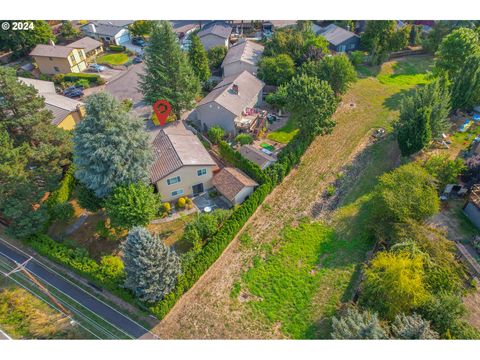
[105, 183, 161, 229]
[123, 227, 181, 302]
[207, 46, 227, 70]
[128, 20, 156, 37]
[139, 21, 200, 119]
[258, 54, 296, 86]
[450, 52, 480, 110]
[73, 93, 152, 198]
[188, 34, 211, 83]
[0, 20, 55, 58]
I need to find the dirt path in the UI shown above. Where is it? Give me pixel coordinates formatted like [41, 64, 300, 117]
[151, 75, 405, 339]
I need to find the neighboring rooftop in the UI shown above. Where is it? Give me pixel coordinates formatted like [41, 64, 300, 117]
[263, 20, 297, 29]
[239, 144, 276, 169]
[90, 20, 133, 28]
[222, 40, 264, 67]
[68, 36, 103, 53]
[29, 44, 78, 58]
[198, 21, 232, 39]
[317, 24, 359, 46]
[81, 22, 125, 37]
[197, 70, 265, 117]
[18, 77, 83, 126]
[150, 122, 216, 183]
[212, 167, 258, 203]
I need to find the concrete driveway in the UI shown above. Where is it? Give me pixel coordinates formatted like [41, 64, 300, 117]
[104, 63, 151, 118]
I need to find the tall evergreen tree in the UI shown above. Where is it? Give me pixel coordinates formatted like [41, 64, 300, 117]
[139, 21, 200, 119]
[188, 34, 211, 83]
[123, 227, 181, 302]
[397, 106, 432, 157]
[73, 93, 152, 198]
[451, 52, 480, 110]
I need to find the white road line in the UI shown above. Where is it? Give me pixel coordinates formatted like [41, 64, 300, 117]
[0, 237, 158, 339]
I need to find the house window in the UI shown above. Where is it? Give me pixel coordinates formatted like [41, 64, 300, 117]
[197, 168, 207, 176]
[171, 189, 184, 197]
[54, 66, 60, 72]
[167, 176, 181, 185]
[70, 54, 76, 63]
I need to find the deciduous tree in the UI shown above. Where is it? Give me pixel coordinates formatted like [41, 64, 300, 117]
[0, 20, 55, 57]
[207, 46, 227, 70]
[258, 54, 296, 86]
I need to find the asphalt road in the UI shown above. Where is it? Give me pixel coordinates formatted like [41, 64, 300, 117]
[0, 237, 156, 340]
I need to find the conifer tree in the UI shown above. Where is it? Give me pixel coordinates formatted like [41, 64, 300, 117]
[332, 307, 388, 339]
[73, 93, 152, 198]
[391, 313, 439, 339]
[139, 21, 200, 119]
[451, 53, 480, 110]
[123, 227, 181, 302]
[188, 34, 211, 83]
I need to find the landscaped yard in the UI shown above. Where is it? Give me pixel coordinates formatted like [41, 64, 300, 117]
[96, 53, 130, 66]
[267, 117, 299, 144]
[152, 55, 434, 339]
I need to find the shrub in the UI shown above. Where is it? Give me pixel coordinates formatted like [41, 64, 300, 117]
[422, 155, 466, 189]
[76, 183, 103, 212]
[391, 313, 439, 339]
[235, 133, 253, 145]
[207, 125, 225, 144]
[47, 166, 76, 211]
[50, 202, 75, 222]
[331, 306, 388, 339]
[177, 197, 186, 208]
[350, 51, 365, 67]
[63, 73, 100, 84]
[75, 79, 90, 89]
[109, 45, 125, 52]
[162, 202, 171, 213]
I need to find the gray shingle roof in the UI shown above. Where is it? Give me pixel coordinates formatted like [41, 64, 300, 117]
[197, 71, 264, 117]
[317, 24, 359, 46]
[68, 37, 103, 53]
[150, 122, 216, 183]
[239, 145, 276, 169]
[212, 167, 258, 202]
[198, 21, 232, 40]
[81, 23, 125, 37]
[221, 40, 264, 67]
[29, 44, 78, 58]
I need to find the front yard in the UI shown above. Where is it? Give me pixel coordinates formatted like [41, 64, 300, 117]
[96, 52, 130, 66]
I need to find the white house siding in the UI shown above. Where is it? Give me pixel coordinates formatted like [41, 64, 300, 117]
[233, 186, 255, 205]
[195, 103, 236, 134]
[155, 165, 215, 202]
[114, 29, 131, 45]
[200, 34, 229, 51]
[223, 61, 258, 78]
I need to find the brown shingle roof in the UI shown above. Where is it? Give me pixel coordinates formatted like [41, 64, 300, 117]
[149, 122, 216, 183]
[29, 44, 78, 58]
[212, 167, 258, 202]
[197, 71, 264, 117]
[68, 37, 103, 53]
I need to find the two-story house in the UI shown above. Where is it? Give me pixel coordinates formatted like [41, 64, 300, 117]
[150, 122, 218, 202]
[221, 39, 264, 78]
[197, 21, 232, 51]
[30, 43, 87, 74]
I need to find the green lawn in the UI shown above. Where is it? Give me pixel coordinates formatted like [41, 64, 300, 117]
[96, 53, 130, 65]
[267, 117, 299, 144]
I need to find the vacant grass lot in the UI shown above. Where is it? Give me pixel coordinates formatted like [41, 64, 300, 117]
[152, 55, 434, 339]
[97, 53, 130, 66]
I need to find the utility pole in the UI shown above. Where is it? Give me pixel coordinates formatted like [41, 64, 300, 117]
[5, 257, 71, 316]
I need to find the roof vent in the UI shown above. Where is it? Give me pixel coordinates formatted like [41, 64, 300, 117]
[232, 84, 239, 95]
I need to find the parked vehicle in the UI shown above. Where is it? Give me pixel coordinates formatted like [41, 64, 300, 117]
[63, 88, 84, 98]
[89, 63, 106, 72]
[133, 56, 143, 64]
[132, 37, 147, 47]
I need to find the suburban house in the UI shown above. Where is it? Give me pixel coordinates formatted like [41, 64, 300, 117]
[221, 39, 264, 78]
[316, 24, 360, 52]
[212, 167, 258, 206]
[239, 144, 276, 170]
[194, 70, 265, 135]
[29, 43, 87, 75]
[463, 185, 480, 230]
[80, 21, 131, 46]
[149, 122, 218, 202]
[67, 37, 104, 62]
[197, 21, 232, 50]
[262, 20, 297, 32]
[18, 77, 85, 130]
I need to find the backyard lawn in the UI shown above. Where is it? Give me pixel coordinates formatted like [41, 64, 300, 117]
[267, 117, 299, 144]
[97, 53, 130, 66]
[152, 55, 435, 339]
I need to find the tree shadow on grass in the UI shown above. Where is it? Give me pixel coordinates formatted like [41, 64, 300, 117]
[383, 87, 417, 111]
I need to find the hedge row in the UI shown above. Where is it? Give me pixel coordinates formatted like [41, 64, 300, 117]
[109, 45, 125, 52]
[63, 73, 103, 84]
[149, 182, 272, 318]
[26, 233, 133, 301]
[218, 140, 269, 184]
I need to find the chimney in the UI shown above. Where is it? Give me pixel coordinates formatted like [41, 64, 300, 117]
[232, 84, 239, 95]
[49, 39, 55, 46]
